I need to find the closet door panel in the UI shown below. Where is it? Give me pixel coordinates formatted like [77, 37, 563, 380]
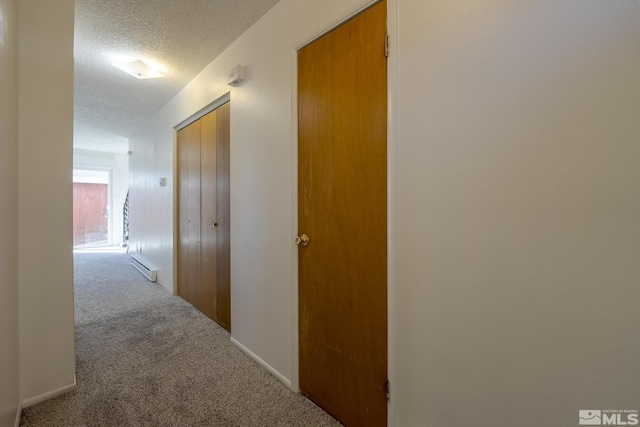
[177, 120, 202, 306]
[200, 110, 218, 320]
[177, 126, 188, 299]
[186, 120, 202, 309]
[215, 102, 231, 331]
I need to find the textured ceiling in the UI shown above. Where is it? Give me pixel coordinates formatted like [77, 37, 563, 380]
[74, 0, 280, 153]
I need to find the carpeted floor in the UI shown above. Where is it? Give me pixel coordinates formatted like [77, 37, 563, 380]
[20, 252, 340, 426]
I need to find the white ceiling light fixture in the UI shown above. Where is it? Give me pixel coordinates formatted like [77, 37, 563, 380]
[112, 59, 165, 79]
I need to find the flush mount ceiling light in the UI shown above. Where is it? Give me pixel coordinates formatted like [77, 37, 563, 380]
[112, 60, 165, 79]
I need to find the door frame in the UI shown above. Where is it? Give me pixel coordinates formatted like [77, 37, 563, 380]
[289, 0, 399, 425]
[172, 92, 231, 295]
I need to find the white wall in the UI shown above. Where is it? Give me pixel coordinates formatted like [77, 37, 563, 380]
[74, 149, 129, 246]
[396, 1, 640, 426]
[18, 0, 76, 404]
[0, 0, 20, 424]
[130, 0, 374, 383]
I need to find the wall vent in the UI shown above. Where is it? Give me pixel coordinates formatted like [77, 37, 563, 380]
[130, 255, 157, 282]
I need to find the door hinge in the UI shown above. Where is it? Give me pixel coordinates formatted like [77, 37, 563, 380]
[385, 378, 390, 402]
[384, 34, 390, 58]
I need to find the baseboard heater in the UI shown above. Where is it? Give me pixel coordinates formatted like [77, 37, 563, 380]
[130, 255, 157, 282]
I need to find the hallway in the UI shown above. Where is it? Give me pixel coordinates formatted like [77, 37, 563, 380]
[20, 253, 339, 426]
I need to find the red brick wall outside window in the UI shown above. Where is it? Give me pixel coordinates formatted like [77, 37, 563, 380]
[73, 183, 108, 246]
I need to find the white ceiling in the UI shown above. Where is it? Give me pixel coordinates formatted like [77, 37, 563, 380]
[74, 0, 280, 154]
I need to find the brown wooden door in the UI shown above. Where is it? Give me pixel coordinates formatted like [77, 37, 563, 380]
[297, 2, 387, 426]
[177, 102, 231, 331]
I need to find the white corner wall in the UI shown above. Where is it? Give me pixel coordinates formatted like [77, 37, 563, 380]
[130, 0, 374, 384]
[396, 1, 640, 426]
[0, 0, 20, 424]
[18, 0, 76, 404]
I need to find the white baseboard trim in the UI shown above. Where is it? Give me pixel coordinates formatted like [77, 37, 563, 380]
[21, 378, 77, 408]
[230, 337, 292, 389]
[13, 403, 22, 427]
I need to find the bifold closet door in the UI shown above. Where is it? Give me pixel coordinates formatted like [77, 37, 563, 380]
[177, 103, 230, 331]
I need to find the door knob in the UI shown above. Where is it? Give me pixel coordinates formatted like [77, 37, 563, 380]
[295, 234, 310, 247]
[212, 222, 218, 228]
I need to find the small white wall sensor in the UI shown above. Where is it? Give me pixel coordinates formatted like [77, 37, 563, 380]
[228, 65, 245, 86]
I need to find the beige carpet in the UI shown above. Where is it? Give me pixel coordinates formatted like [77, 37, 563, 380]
[20, 252, 340, 427]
